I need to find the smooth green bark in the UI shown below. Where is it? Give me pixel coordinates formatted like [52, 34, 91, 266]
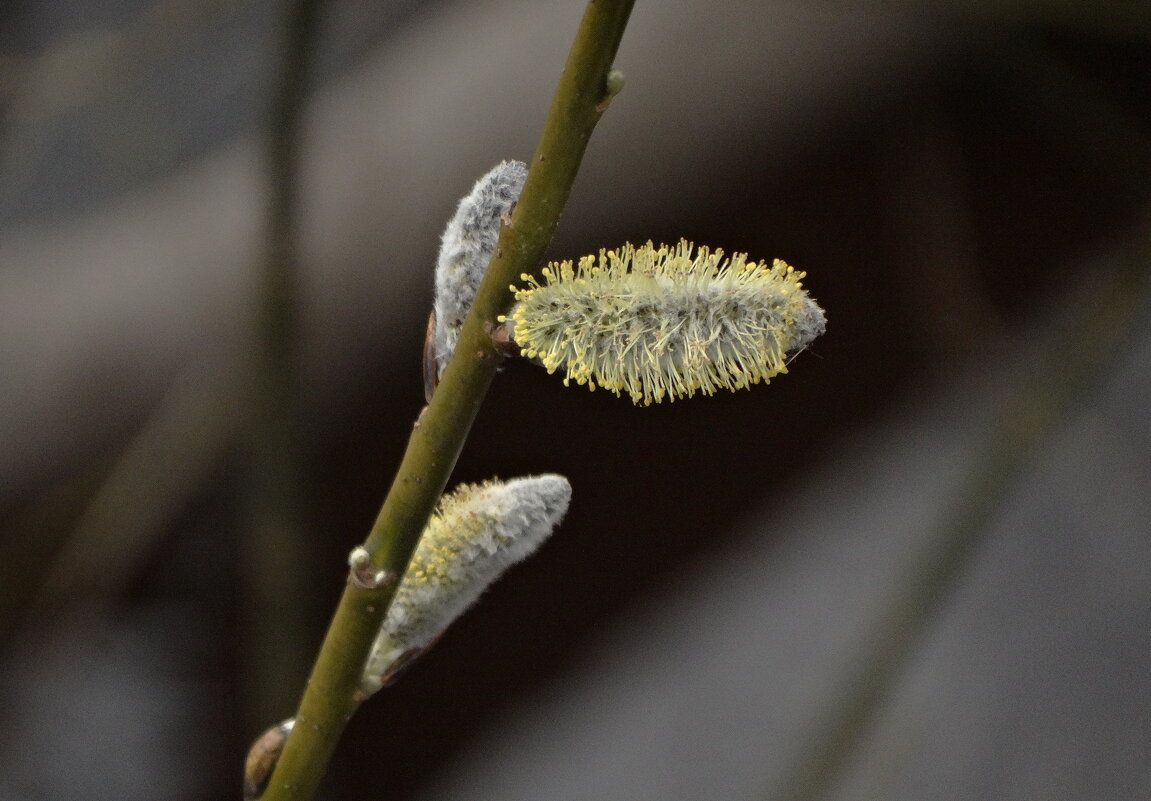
[257, 3, 635, 799]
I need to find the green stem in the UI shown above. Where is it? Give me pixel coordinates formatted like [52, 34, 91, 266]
[245, 0, 325, 729]
[258, 3, 635, 799]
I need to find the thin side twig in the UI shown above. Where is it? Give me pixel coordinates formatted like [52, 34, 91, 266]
[244, 0, 327, 730]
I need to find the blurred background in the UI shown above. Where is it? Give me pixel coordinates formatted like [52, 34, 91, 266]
[1, 1, 1149, 799]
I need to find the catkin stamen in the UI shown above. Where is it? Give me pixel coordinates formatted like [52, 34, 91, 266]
[502, 240, 826, 405]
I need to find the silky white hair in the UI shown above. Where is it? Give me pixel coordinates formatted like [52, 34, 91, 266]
[432, 160, 528, 379]
[360, 473, 570, 696]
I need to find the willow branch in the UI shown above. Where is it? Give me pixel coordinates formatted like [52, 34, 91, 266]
[258, 3, 635, 799]
[245, 0, 326, 729]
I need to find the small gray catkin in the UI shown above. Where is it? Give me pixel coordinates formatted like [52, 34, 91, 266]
[433, 160, 529, 379]
[359, 473, 570, 697]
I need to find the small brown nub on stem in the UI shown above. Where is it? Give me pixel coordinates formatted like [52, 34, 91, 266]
[244, 719, 295, 800]
[422, 310, 438, 403]
[489, 322, 521, 357]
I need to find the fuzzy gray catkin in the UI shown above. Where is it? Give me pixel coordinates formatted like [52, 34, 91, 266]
[432, 160, 528, 379]
[359, 474, 571, 697]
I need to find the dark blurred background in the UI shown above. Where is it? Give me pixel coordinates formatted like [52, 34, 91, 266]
[1, 2, 1149, 800]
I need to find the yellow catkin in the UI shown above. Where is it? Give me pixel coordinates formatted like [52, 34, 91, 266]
[502, 240, 826, 404]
